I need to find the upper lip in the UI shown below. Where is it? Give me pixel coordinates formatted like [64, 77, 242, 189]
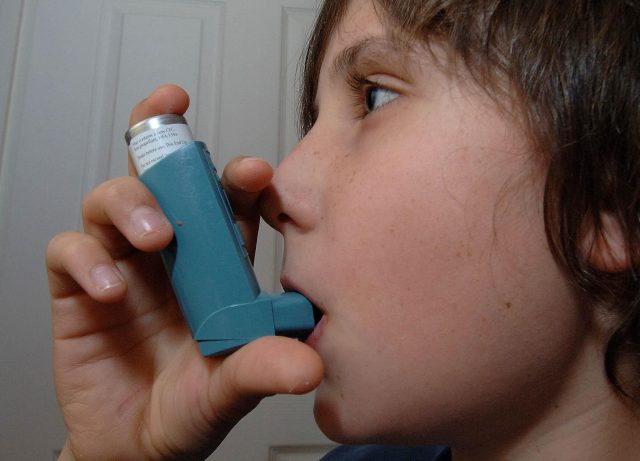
[280, 275, 325, 315]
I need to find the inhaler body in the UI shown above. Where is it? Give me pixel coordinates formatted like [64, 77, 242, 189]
[126, 115, 316, 356]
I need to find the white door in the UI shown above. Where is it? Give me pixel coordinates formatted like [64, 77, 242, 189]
[0, 0, 335, 459]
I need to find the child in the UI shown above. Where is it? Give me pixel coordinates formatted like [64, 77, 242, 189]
[46, 0, 640, 459]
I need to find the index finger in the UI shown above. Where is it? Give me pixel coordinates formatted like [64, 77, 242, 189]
[220, 156, 274, 260]
[127, 84, 191, 176]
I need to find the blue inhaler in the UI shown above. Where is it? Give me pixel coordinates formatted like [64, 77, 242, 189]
[125, 114, 317, 356]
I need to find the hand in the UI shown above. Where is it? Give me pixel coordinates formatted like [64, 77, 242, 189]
[46, 84, 323, 461]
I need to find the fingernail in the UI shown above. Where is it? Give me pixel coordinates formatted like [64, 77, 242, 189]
[288, 380, 313, 394]
[90, 264, 124, 292]
[239, 156, 260, 164]
[131, 206, 168, 237]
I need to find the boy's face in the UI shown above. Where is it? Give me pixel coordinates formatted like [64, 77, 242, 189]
[264, 0, 583, 444]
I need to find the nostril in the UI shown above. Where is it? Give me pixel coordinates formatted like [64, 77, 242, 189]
[277, 212, 292, 224]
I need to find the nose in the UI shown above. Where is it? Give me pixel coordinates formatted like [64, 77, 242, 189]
[260, 130, 323, 234]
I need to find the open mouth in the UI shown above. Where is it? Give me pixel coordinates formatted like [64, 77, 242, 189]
[305, 312, 327, 349]
[312, 304, 324, 324]
[281, 277, 326, 344]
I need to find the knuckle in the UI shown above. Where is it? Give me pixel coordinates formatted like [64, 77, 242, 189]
[46, 232, 94, 267]
[82, 177, 141, 215]
[102, 177, 137, 202]
[46, 232, 71, 261]
[82, 177, 119, 210]
[60, 234, 94, 260]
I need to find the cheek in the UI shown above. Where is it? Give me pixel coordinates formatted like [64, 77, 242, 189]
[321, 147, 495, 336]
[312, 144, 582, 443]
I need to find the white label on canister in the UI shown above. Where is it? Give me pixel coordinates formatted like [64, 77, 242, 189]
[129, 123, 194, 175]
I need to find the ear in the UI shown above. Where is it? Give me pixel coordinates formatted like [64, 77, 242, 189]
[581, 212, 631, 272]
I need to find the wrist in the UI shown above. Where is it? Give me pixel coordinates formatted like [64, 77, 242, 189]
[58, 440, 77, 461]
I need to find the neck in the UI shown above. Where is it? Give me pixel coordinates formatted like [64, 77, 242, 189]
[454, 394, 639, 461]
[452, 337, 640, 460]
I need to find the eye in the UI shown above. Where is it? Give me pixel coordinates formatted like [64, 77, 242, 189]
[365, 86, 399, 113]
[346, 71, 402, 119]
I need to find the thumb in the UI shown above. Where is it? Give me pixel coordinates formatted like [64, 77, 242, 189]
[208, 336, 324, 427]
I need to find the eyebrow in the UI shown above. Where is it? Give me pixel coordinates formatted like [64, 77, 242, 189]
[309, 36, 414, 123]
[329, 36, 412, 79]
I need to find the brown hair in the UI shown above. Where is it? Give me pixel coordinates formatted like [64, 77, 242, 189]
[300, 0, 640, 399]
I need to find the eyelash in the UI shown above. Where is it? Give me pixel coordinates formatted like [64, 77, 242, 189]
[346, 70, 398, 119]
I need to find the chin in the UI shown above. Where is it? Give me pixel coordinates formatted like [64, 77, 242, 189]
[312, 388, 399, 445]
[312, 382, 454, 446]
[313, 389, 365, 443]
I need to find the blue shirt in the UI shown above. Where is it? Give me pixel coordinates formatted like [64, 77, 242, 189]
[321, 445, 451, 460]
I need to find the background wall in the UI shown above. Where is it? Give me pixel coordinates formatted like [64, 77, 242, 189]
[0, 1, 334, 459]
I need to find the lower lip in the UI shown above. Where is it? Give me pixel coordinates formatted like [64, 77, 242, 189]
[305, 314, 328, 349]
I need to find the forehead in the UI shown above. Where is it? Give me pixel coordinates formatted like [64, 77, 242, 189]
[324, 0, 386, 59]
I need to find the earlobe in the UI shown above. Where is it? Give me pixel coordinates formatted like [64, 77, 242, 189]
[581, 212, 631, 273]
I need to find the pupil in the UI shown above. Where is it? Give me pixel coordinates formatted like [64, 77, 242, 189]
[366, 87, 379, 112]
